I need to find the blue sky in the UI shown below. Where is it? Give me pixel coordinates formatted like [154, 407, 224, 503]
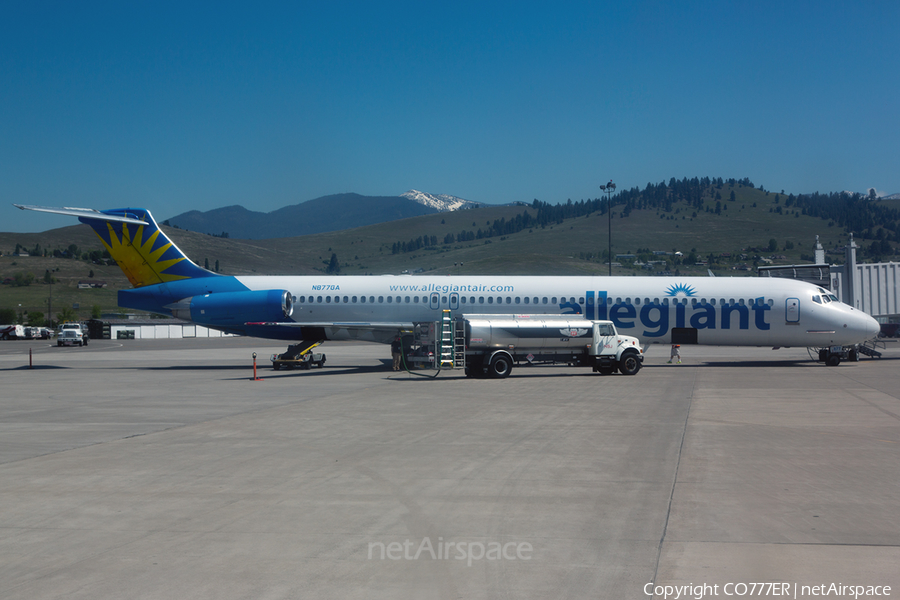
[3, 1, 898, 232]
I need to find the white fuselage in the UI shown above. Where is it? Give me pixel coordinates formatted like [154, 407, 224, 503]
[233, 275, 879, 347]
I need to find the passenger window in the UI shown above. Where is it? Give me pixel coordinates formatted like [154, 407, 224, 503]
[405, 296, 410, 303]
[542, 297, 548, 304]
[488, 297, 494, 304]
[515, 297, 521, 304]
[378, 296, 384, 303]
[523, 297, 529, 304]
[360, 296, 366, 303]
[317, 296, 323, 303]
[479, 297, 485, 304]
[551, 297, 557, 304]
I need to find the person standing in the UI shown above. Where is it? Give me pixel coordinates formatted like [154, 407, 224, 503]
[391, 336, 403, 371]
[667, 344, 682, 364]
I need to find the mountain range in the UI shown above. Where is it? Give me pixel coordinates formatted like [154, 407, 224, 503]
[167, 190, 483, 239]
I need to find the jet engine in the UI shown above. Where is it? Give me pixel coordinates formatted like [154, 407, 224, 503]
[168, 289, 293, 326]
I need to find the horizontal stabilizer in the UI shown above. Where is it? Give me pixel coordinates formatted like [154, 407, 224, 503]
[14, 204, 149, 225]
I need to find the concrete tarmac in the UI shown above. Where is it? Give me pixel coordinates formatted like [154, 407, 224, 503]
[1, 338, 898, 599]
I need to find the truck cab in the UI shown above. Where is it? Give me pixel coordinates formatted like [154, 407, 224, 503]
[59, 323, 89, 345]
[587, 320, 643, 375]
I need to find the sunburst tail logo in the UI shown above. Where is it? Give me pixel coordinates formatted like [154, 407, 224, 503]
[79, 208, 217, 288]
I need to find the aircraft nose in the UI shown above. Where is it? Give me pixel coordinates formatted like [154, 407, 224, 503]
[848, 310, 880, 342]
[864, 313, 880, 340]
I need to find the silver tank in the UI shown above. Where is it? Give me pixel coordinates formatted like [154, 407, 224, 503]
[464, 314, 597, 352]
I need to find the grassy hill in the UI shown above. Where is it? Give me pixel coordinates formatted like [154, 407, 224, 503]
[1, 179, 895, 323]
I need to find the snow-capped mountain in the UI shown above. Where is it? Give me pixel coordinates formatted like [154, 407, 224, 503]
[401, 190, 482, 212]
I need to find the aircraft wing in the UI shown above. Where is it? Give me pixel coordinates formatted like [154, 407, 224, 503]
[247, 321, 416, 343]
[248, 321, 414, 330]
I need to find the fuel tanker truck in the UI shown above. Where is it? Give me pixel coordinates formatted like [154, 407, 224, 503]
[407, 313, 644, 378]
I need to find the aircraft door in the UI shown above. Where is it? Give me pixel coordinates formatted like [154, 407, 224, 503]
[450, 293, 459, 310]
[430, 293, 440, 310]
[786, 298, 800, 323]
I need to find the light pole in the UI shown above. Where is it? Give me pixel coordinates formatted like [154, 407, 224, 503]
[600, 180, 616, 276]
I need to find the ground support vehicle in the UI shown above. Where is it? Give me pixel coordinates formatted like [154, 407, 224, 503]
[58, 329, 86, 346]
[1, 325, 25, 340]
[271, 341, 326, 370]
[814, 340, 886, 365]
[59, 323, 89, 345]
[409, 313, 643, 379]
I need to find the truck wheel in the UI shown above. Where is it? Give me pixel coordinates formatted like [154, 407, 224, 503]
[619, 352, 641, 375]
[273, 363, 281, 370]
[488, 353, 513, 379]
[826, 354, 841, 367]
[317, 355, 326, 368]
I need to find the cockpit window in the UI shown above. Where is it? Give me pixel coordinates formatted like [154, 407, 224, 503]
[812, 295, 822, 304]
[827, 294, 838, 302]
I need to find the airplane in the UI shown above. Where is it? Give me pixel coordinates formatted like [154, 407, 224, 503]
[15, 204, 881, 367]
